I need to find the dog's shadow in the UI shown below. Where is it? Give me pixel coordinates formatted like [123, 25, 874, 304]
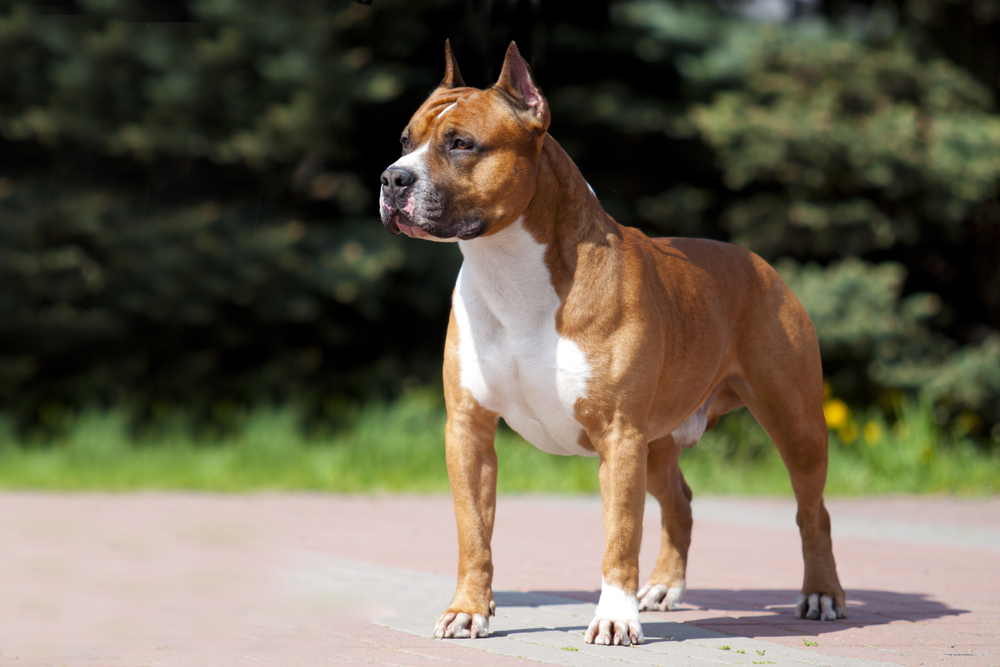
[490, 588, 965, 642]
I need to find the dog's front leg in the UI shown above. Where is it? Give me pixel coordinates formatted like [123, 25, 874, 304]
[434, 393, 499, 639]
[585, 427, 647, 646]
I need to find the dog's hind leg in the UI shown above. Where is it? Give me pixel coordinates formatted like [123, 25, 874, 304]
[734, 300, 847, 620]
[638, 435, 692, 612]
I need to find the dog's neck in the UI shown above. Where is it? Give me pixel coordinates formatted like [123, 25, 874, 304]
[457, 135, 620, 319]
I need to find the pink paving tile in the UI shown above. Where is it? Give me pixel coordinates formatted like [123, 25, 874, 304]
[330, 630, 555, 665]
[812, 645, 928, 666]
[350, 656, 449, 667]
[695, 623, 794, 638]
[405, 644, 510, 660]
[832, 644, 999, 667]
[331, 645, 486, 666]
[868, 622, 1000, 645]
[825, 497, 1000, 530]
[351, 634, 448, 649]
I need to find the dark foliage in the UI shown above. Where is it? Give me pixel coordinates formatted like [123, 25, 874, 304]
[1, 0, 998, 438]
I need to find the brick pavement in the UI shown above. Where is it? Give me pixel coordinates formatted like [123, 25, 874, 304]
[0, 493, 996, 666]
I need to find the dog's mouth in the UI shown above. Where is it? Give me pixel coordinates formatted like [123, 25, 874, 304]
[393, 213, 439, 241]
[380, 191, 486, 241]
[381, 208, 439, 240]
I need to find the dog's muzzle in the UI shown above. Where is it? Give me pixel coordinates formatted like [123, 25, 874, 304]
[379, 166, 417, 235]
[378, 167, 486, 241]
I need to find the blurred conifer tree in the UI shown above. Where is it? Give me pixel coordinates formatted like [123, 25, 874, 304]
[0, 0, 997, 438]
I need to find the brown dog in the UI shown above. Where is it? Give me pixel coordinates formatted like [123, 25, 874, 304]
[378, 41, 846, 646]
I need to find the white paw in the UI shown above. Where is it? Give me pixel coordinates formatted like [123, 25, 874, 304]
[434, 612, 490, 638]
[637, 582, 685, 611]
[795, 593, 847, 621]
[584, 579, 645, 646]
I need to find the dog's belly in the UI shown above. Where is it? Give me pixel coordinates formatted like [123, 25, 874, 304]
[453, 268, 596, 458]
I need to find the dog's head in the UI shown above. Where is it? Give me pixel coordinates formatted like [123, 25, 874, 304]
[378, 41, 550, 241]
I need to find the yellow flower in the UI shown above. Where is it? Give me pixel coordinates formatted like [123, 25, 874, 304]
[863, 421, 882, 445]
[823, 399, 849, 429]
[838, 421, 858, 444]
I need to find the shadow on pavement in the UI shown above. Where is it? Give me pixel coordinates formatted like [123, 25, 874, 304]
[513, 588, 967, 637]
[490, 625, 713, 643]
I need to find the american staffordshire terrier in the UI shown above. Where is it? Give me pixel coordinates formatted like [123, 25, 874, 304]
[378, 41, 846, 646]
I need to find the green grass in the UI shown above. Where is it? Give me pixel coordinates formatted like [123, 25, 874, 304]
[0, 390, 996, 494]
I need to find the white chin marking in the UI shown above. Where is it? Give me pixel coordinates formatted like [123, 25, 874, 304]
[584, 579, 644, 646]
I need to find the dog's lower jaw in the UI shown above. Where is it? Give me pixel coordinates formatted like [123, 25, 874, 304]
[429, 215, 487, 241]
[380, 208, 485, 241]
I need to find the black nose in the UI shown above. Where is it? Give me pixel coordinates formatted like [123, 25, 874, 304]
[380, 166, 416, 189]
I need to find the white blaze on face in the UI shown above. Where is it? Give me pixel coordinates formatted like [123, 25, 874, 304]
[388, 141, 430, 175]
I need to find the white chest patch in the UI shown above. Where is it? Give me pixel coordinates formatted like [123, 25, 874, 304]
[453, 218, 595, 457]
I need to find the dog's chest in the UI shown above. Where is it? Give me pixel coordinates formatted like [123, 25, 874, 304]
[453, 221, 595, 457]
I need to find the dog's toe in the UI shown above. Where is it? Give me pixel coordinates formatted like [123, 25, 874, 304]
[585, 617, 644, 646]
[796, 593, 847, 621]
[637, 582, 685, 611]
[434, 611, 490, 638]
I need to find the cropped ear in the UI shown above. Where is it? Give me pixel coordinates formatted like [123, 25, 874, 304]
[495, 41, 550, 133]
[441, 39, 465, 88]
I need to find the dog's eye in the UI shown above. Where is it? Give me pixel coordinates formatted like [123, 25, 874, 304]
[400, 135, 411, 151]
[451, 138, 473, 151]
